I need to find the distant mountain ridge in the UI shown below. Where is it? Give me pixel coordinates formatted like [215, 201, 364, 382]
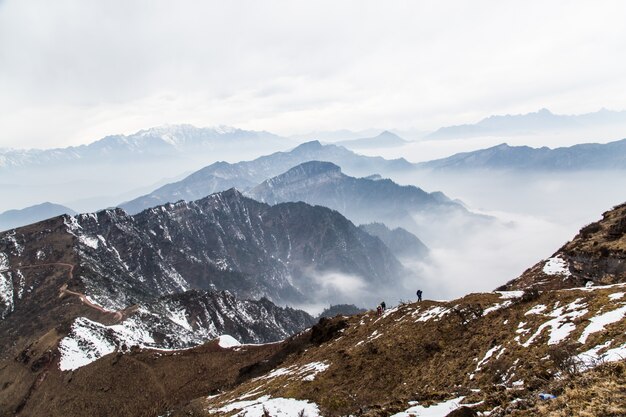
[0, 202, 76, 232]
[416, 138, 626, 171]
[247, 160, 485, 243]
[334, 130, 408, 150]
[0, 124, 289, 170]
[427, 108, 626, 139]
[120, 140, 414, 214]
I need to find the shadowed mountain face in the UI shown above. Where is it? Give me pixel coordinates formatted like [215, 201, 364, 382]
[1, 189, 407, 316]
[499, 202, 626, 291]
[416, 138, 626, 171]
[247, 161, 486, 244]
[0, 202, 76, 232]
[120, 140, 414, 214]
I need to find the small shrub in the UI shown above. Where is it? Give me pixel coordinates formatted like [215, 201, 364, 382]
[580, 222, 601, 237]
[519, 288, 541, 303]
[548, 342, 582, 376]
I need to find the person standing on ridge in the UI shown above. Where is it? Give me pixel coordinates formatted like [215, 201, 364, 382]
[380, 301, 386, 311]
[416, 289, 422, 302]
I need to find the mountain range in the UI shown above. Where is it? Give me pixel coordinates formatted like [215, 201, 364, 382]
[427, 108, 626, 139]
[0, 124, 295, 216]
[1, 189, 407, 315]
[248, 161, 485, 243]
[120, 140, 414, 215]
[417, 138, 626, 171]
[0, 125, 289, 171]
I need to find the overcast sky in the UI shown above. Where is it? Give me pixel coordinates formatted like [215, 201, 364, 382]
[1, 0, 625, 149]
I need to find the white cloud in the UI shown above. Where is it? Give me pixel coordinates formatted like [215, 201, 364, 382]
[1, 0, 626, 148]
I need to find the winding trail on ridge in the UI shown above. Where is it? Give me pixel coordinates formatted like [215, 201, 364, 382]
[0, 262, 124, 322]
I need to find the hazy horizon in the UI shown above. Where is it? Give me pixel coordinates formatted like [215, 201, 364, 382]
[2, 1, 626, 149]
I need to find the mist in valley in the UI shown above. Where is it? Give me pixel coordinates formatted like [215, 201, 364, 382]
[381, 167, 626, 304]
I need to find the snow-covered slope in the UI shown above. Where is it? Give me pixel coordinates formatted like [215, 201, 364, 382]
[58, 290, 314, 371]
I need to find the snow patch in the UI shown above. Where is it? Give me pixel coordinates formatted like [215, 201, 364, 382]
[78, 235, 99, 249]
[63, 215, 82, 234]
[522, 300, 588, 347]
[58, 316, 158, 371]
[525, 304, 547, 315]
[578, 305, 626, 344]
[476, 345, 501, 371]
[299, 362, 330, 381]
[416, 306, 449, 322]
[0, 271, 14, 318]
[166, 305, 192, 331]
[496, 291, 524, 299]
[0, 252, 9, 270]
[217, 335, 241, 348]
[542, 256, 571, 276]
[608, 292, 625, 301]
[213, 395, 322, 417]
[483, 300, 513, 315]
[575, 341, 626, 370]
[391, 396, 467, 417]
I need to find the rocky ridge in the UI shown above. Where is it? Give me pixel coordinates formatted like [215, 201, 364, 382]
[500, 202, 626, 291]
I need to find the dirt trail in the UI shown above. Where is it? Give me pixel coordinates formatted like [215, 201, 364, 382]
[1, 262, 124, 322]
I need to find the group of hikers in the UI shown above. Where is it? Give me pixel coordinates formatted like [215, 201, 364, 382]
[376, 289, 423, 316]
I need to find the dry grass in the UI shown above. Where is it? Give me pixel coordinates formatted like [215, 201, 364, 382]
[521, 362, 626, 417]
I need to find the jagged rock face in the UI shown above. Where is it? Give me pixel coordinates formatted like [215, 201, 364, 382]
[120, 141, 414, 214]
[500, 202, 626, 291]
[56, 290, 314, 372]
[248, 161, 480, 242]
[1, 189, 406, 319]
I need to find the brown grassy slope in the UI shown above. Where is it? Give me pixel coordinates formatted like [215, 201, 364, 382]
[510, 362, 626, 417]
[0, 338, 284, 417]
[500, 202, 626, 291]
[190, 286, 626, 416]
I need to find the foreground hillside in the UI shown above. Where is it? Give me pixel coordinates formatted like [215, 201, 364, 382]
[179, 284, 625, 416]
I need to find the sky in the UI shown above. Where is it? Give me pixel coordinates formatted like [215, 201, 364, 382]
[1, 0, 626, 149]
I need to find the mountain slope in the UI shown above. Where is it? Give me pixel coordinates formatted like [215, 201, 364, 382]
[1, 189, 407, 315]
[416, 138, 626, 171]
[499, 202, 626, 291]
[120, 141, 414, 214]
[247, 161, 485, 243]
[0, 202, 76, 232]
[188, 285, 626, 417]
